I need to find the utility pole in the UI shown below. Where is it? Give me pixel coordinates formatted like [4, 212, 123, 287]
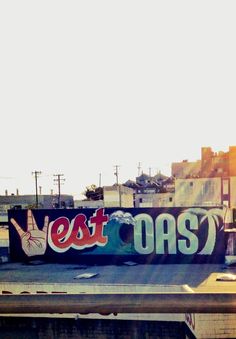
[32, 171, 41, 209]
[114, 165, 120, 185]
[99, 173, 102, 187]
[138, 162, 142, 176]
[53, 174, 65, 208]
[114, 165, 121, 207]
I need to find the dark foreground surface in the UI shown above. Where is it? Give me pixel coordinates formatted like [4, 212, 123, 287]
[0, 317, 186, 339]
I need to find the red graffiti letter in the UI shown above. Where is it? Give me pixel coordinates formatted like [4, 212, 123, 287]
[50, 217, 72, 249]
[89, 208, 109, 245]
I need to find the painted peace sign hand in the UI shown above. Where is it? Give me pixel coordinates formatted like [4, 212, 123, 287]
[11, 210, 49, 257]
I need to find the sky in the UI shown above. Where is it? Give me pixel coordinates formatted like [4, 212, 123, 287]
[0, 1, 236, 199]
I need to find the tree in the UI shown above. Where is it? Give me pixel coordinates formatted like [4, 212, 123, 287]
[83, 185, 103, 201]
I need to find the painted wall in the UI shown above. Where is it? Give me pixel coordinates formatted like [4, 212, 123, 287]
[8, 207, 225, 264]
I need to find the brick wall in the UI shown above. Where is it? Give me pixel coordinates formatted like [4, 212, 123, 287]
[185, 313, 236, 338]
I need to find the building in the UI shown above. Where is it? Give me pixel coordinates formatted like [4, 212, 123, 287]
[74, 199, 104, 209]
[169, 146, 236, 210]
[201, 147, 229, 177]
[123, 172, 174, 208]
[75, 146, 236, 210]
[0, 193, 74, 209]
[124, 172, 170, 194]
[172, 146, 236, 179]
[0, 193, 74, 226]
[75, 185, 134, 208]
[172, 160, 201, 179]
[174, 177, 222, 207]
[103, 185, 134, 208]
[134, 192, 175, 208]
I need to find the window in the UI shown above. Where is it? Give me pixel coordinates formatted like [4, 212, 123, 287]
[202, 181, 214, 196]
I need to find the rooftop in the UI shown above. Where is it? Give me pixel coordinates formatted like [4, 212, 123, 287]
[0, 260, 235, 294]
[0, 227, 236, 297]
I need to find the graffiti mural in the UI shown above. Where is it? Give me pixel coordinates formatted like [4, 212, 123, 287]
[8, 207, 226, 264]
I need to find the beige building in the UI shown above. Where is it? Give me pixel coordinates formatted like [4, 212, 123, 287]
[103, 185, 134, 208]
[175, 177, 222, 207]
[75, 185, 134, 209]
[135, 193, 175, 208]
[134, 193, 156, 207]
[153, 192, 175, 207]
[174, 176, 236, 209]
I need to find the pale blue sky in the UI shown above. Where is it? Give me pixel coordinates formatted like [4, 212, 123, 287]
[0, 1, 236, 199]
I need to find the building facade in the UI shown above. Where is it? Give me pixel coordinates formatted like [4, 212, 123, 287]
[172, 146, 236, 179]
[103, 185, 134, 208]
[172, 160, 201, 179]
[134, 192, 175, 208]
[174, 177, 222, 207]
